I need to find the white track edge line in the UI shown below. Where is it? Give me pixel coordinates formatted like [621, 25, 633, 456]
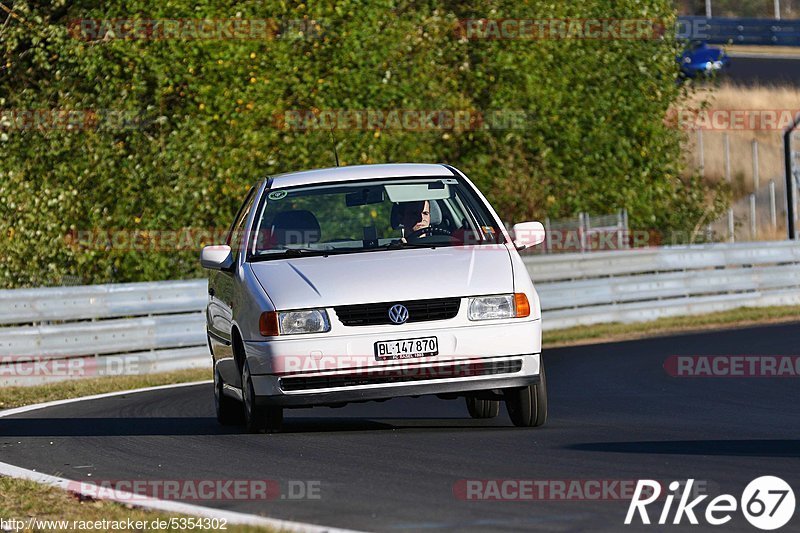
[0, 380, 212, 417]
[0, 381, 364, 533]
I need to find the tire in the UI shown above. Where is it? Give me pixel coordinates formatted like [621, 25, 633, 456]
[465, 396, 500, 419]
[214, 367, 244, 426]
[242, 360, 283, 433]
[504, 361, 548, 428]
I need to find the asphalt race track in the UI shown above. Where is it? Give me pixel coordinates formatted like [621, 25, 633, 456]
[2, 322, 799, 532]
[726, 56, 800, 86]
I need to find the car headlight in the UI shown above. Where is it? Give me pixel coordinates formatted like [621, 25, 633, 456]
[259, 309, 330, 336]
[468, 293, 530, 320]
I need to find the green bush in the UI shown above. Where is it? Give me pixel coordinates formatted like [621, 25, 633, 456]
[0, 0, 724, 288]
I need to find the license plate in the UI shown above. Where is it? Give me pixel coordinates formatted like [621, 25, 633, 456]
[374, 336, 438, 361]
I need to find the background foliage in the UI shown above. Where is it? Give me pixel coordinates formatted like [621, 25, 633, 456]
[0, 0, 725, 288]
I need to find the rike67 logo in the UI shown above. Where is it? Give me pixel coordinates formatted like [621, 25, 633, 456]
[626, 477, 795, 530]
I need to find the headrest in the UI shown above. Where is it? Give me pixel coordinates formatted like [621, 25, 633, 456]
[269, 210, 321, 245]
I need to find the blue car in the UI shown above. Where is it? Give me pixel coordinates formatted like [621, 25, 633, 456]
[679, 41, 729, 78]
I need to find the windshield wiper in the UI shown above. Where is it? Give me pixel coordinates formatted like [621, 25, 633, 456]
[380, 240, 438, 250]
[249, 248, 329, 262]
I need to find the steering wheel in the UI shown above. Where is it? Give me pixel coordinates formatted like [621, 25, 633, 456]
[407, 226, 453, 240]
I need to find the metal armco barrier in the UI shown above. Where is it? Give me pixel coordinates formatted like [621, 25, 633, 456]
[0, 280, 209, 386]
[679, 16, 800, 46]
[2, 241, 800, 386]
[528, 240, 800, 330]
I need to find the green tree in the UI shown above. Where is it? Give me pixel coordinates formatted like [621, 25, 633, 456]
[0, 0, 724, 288]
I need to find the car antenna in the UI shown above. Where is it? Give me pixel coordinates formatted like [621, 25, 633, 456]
[329, 127, 340, 167]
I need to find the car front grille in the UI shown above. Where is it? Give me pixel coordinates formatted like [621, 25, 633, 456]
[334, 298, 461, 326]
[279, 359, 523, 392]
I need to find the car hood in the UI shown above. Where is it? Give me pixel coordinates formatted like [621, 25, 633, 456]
[250, 246, 514, 309]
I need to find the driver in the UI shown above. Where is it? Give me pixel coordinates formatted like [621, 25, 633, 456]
[398, 200, 430, 236]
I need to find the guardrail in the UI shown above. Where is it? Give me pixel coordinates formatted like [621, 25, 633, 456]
[528, 240, 800, 330]
[2, 240, 800, 385]
[679, 16, 800, 46]
[0, 280, 209, 386]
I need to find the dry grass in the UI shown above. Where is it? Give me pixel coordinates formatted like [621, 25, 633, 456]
[0, 367, 209, 410]
[0, 478, 274, 532]
[543, 304, 800, 347]
[726, 45, 800, 57]
[681, 82, 800, 198]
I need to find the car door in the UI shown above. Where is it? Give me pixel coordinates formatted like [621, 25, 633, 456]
[208, 186, 256, 368]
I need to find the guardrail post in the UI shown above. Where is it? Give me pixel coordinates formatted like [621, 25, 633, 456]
[724, 133, 731, 182]
[697, 130, 705, 177]
[622, 209, 629, 249]
[728, 208, 735, 243]
[544, 217, 552, 254]
[752, 139, 759, 190]
[770, 180, 777, 229]
[579, 212, 587, 253]
[783, 114, 800, 239]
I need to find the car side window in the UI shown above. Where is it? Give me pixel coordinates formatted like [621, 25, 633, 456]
[226, 187, 256, 260]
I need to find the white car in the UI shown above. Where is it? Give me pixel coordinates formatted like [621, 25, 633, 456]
[201, 163, 546, 432]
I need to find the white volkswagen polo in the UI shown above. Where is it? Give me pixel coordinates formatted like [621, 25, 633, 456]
[201, 163, 546, 432]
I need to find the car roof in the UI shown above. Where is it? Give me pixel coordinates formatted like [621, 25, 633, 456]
[268, 163, 456, 189]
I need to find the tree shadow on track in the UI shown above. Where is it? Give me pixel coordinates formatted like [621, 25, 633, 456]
[568, 439, 800, 458]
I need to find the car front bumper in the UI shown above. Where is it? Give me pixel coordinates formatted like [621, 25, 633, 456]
[243, 318, 542, 408]
[250, 353, 540, 407]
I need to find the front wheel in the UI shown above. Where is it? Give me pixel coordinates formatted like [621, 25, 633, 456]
[242, 361, 283, 433]
[465, 396, 500, 419]
[504, 361, 547, 427]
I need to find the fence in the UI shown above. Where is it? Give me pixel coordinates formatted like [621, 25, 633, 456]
[521, 210, 629, 254]
[678, 2, 799, 22]
[708, 177, 787, 241]
[3, 240, 800, 385]
[694, 130, 800, 242]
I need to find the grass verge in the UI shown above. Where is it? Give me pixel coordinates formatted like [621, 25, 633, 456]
[0, 367, 209, 410]
[543, 305, 800, 347]
[0, 477, 272, 532]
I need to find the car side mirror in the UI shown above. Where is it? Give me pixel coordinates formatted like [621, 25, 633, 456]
[201, 245, 234, 271]
[511, 221, 545, 251]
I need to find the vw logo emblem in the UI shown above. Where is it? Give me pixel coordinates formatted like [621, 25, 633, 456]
[388, 304, 409, 324]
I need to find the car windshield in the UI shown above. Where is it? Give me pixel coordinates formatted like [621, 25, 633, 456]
[248, 176, 505, 259]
